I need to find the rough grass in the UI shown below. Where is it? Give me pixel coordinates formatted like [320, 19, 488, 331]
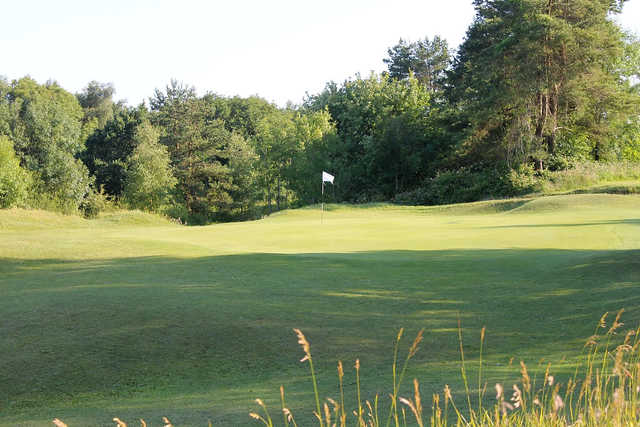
[1, 194, 639, 426]
[540, 162, 640, 195]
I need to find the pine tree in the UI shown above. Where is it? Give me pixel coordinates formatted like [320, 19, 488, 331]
[449, 0, 636, 166]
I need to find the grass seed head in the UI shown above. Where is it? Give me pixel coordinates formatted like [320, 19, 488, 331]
[511, 384, 523, 408]
[283, 407, 293, 421]
[553, 394, 564, 413]
[293, 329, 311, 362]
[608, 309, 625, 335]
[366, 400, 373, 417]
[413, 378, 422, 415]
[585, 335, 598, 347]
[408, 329, 424, 358]
[520, 361, 531, 392]
[501, 400, 514, 414]
[399, 396, 423, 427]
[599, 312, 609, 329]
[324, 402, 331, 425]
[624, 329, 635, 345]
[495, 383, 504, 400]
[444, 384, 452, 402]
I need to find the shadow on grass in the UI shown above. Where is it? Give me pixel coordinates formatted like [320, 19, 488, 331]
[1, 248, 639, 423]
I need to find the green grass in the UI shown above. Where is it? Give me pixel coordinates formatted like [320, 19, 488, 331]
[1, 194, 640, 426]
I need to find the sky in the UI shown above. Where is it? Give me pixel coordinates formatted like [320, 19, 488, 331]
[2, 1, 639, 107]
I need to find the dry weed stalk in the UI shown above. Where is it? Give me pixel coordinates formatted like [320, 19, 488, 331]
[293, 328, 323, 427]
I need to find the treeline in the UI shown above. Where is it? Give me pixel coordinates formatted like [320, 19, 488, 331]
[0, 79, 337, 223]
[1, 0, 639, 223]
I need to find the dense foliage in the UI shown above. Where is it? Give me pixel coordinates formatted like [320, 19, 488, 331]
[0, 136, 31, 208]
[0, 0, 638, 223]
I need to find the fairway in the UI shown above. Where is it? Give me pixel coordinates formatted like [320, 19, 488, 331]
[1, 194, 640, 426]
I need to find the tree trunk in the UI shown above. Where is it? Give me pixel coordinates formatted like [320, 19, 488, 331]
[535, 93, 548, 139]
[276, 176, 281, 211]
[547, 83, 560, 155]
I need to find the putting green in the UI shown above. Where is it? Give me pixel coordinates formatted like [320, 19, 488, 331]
[1, 194, 639, 426]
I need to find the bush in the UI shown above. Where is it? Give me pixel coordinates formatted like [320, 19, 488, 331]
[394, 166, 538, 206]
[79, 186, 111, 219]
[163, 201, 190, 225]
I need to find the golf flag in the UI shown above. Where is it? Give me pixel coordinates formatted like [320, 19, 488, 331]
[322, 171, 334, 184]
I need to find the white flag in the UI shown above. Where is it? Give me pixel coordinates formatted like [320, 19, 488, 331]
[322, 171, 334, 184]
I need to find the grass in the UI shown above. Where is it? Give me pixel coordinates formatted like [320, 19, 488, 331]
[539, 161, 640, 195]
[0, 194, 640, 425]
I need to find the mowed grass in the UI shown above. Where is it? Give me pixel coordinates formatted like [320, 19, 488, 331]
[1, 194, 639, 426]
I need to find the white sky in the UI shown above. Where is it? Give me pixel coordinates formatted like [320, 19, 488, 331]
[2, 1, 639, 107]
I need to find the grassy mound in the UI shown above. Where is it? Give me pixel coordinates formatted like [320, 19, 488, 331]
[0, 208, 173, 231]
[0, 194, 639, 425]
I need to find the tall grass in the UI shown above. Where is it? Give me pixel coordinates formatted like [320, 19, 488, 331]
[251, 310, 640, 427]
[541, 161, 640, 194]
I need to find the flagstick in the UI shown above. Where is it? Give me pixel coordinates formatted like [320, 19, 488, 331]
[321, 180, 324, 224]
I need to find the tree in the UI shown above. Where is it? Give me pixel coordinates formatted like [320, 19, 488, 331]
[253, 109, 298, 212]
[1, 77, 91, 210]
[151, 80, 247, 223]
[82, 106, 148, 197]
[225, 133, 260, 219]
[384, 36, 450, 92]
[76, 81, 116, 138]
[283, 109, 338, 205]
[447, 0, 637, 167]
[123, 121, 176, 211]
[202, 94, 279, 138]
[0, 136, 31, 208]
[306, 73, 436, 200]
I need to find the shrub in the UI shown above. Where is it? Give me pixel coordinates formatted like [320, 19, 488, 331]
[394, 166, 538, 206]
[79, 186, 111, 219]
